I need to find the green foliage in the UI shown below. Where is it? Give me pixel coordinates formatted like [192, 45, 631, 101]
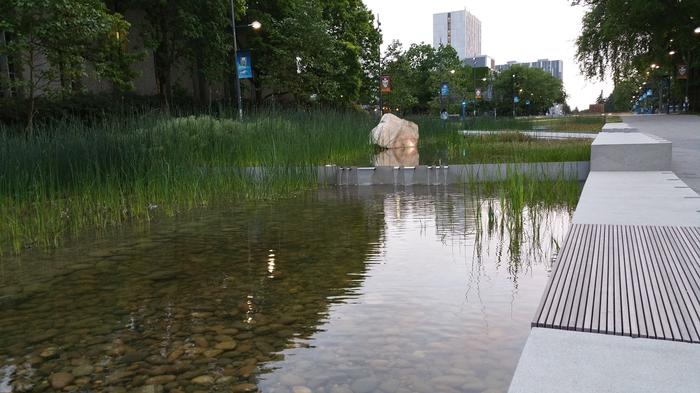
[381, 41, 482, 114]
[246, 0, 380, 106]
[574, 0, 700, 82]
[0, 0, 135, 130]
[491, 65, 566, 116]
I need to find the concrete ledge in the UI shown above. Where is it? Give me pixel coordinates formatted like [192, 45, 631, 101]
[461, 130, 597, 139]
[602, 122, 638, 133]
[573, 171, 700, 226]
[509, 328, 700, 393]
[321, 162, 590, 186]
[591, 132, 672, 171]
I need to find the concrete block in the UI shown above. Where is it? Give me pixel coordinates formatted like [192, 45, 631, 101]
[372, 166, 396, 185]
[591, 132, 672, 171]
[356, 167, 375, 186]
[509, 328, 700, 393]
[602, 122, 638, 133]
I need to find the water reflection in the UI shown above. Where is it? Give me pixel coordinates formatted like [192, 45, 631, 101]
[372, 148, 419, 167]
[0, 187, 571, 393]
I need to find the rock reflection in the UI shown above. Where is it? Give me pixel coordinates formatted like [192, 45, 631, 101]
[372, 147, 419, 167]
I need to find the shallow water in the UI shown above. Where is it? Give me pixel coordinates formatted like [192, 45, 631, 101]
[0, 186, 571, 393]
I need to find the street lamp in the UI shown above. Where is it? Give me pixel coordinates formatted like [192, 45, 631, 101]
[695, 26, 700, 34]
[229, 0, 261, 121]
[669, 50, 676, 56]
[450, 69, 456, 74]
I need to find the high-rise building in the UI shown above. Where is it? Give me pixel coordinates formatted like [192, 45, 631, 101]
[495, 59, 564, 80]
[463, 55, 496, 70]
[433, 9, 482, 60]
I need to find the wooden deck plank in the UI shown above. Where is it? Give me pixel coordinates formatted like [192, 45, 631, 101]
[532, 224, 700, 343]
[659, 227, 700, 342]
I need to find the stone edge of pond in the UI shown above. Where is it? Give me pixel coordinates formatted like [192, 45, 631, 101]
[318, 161, 590, 186]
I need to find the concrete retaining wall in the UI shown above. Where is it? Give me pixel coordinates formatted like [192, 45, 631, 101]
[318, 162, 590, 186]
[591, 132, 672, 171]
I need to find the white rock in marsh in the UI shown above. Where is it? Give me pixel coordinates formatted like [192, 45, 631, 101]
[370, 114, 419, 149]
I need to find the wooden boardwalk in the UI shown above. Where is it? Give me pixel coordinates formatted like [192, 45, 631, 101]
[533, 224, 700, 343]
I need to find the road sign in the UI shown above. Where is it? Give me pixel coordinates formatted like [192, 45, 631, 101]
[440, 82, 449, 97]
[380, 75, 392, 93]
[236, 51, 252, 79]
[475, 88, 482, 100]
[678, 64, 688, 80]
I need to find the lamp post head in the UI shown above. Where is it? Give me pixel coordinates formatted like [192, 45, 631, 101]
[695, 26, 700, 34]
[450, 69, 456, 74]
[669, 50, 676, 55]
[251, 21, 262, 30]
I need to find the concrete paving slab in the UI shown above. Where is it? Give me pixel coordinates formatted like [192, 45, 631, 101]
[623, 115, 700, 193]
[461, 130, 597, 139]
[573, 171, 700, 226]
[509, 328, 700, 393]
[591, 132, 672, 171]
[602, 122, 638, 132]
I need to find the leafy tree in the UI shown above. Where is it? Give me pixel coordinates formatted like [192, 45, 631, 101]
[574, 0, 700, 108]
[0, 0, 133, 132]
[492, 65, 566, 116]
[244, 0, 379, 107]
[119, 0, 246, 109]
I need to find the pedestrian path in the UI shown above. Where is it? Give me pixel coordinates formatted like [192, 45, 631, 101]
[508, 119, 700, 393]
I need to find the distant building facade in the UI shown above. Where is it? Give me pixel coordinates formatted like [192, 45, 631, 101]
[495, 59, 563, 80]
[433, 9, 482, 60]
[463, 55, 495, 70]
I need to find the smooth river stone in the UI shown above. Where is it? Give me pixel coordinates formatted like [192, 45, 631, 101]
[214, 341, 236, 350]
[50, 372, 75, 389]
[145, 375, 176, 385]
[231, 383, 258, 392]
[191, 375, 214, 385]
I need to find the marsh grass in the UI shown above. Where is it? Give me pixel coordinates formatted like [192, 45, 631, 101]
[1, 110, 588, 254]
[468, 170, 582, 275]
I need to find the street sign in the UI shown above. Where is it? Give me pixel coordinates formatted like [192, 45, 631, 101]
[380, 75, 392, 93]
[236, 51, 253, 79]
[440, 82, 449, 97]
[677, 64, 688, 80]
[475, 88, 482, 100]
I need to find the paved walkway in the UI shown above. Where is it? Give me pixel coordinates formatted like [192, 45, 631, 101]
[623, 115, 700, 193]
[509, 120, 700, 392]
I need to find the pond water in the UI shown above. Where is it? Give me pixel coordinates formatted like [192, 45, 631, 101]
[0, 186, 572, 393]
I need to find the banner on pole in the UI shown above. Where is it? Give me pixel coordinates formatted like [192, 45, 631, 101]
[475, 88, 482, 100]
[380, 75, 392, 93]
[440, 82, 449, 97]
[677, 64, 688, 80]
[237, 51, 253, 79]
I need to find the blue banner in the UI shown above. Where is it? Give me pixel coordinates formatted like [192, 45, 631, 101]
[440, 82, 449, 97]
[237, 51, 253, 79]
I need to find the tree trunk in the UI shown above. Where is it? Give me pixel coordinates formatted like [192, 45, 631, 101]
[0, 31, 11, 98]
[26, 47, 35, 136]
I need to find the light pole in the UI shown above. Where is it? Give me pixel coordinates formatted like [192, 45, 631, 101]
[229, 0, 261, 121]
[511, 73, 516, 117]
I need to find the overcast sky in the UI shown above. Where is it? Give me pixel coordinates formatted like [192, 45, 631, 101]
[362, 0, 613, 110]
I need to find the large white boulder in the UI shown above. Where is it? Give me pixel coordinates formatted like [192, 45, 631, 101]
[370, 114, 419, 149]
